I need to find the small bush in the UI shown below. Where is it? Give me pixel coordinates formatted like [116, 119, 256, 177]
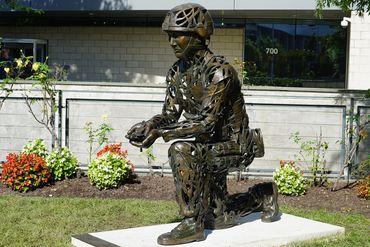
[273, 160, 306, 196]
[357, 175, 370, 200]
[46, 147, 79, 181]
[88, 144, 134, 190]
[22, 138, 48, 158]
[1, 153, 51, 192]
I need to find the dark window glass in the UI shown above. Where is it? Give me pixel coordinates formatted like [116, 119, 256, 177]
[3, 43, 47, 62]
[244, 20, 347, 88]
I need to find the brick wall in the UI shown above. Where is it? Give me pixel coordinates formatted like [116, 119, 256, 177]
[348, 12, 370, 90]
[1, 26, 244, 83]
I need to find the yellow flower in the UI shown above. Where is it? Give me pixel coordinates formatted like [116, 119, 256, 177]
[15, 58, 23, 68]
[38, 72, 46, 79]
[4, 67, 10, 74]
[101, 114, 108, 121]
[32, 62, 40, 71]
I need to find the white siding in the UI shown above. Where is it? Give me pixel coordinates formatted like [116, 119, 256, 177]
[2, 84, 368, 177]
[348, 12, 370, 90]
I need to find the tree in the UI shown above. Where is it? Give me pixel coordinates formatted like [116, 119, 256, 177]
[333, 111, 370, 190]
[0, 0, 42, 13]
[1, 53, 61, 149]
[316, 0, 370, 17]
[24, 58, 61, 149]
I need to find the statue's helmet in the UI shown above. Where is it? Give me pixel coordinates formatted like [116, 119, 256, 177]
[162, 3, 214, 40]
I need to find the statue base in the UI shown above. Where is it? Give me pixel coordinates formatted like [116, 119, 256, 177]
[71, 213, 344, 247]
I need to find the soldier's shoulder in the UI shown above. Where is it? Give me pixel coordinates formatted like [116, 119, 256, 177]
[205, 54, 238, 84]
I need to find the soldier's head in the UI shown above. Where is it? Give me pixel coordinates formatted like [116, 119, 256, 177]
[162, 3, 214, 59]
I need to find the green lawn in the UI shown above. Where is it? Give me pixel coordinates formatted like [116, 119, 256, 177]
[281, 206, 370, 247]
[0, 196, 179, 247]
[0, 196, 368, 247]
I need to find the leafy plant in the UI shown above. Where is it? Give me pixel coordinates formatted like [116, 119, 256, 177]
[333, 111, 369, 190]
[84, 119, 113, 164]
[273, 160, 306, 196]
[1, 153, 51, 192]
[290, 131, 329, 187]
[141, 145, 160, 176]
[0, 0, 43, 13]
[0, 51, 61, 149]
[0, 51, 33, 111]
[352, 157, 370, 179]
[357, 175, 370, 199]
[143, 145, 156, 162]
[232, 58, 249, 83]
[24, 58, 61, 149]
[22, 138, 49, 159]
[315, 0, 370, 17]
[88, 144, 134, 190]
[46, 147, 79, 181]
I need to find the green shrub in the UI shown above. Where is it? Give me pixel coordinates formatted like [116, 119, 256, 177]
[88, 144, 134, 190]
[22, 138, 48, 159]
[45, 147, 79, 181]
[1, 153, 51, 192]
[290, 131, 329, 186]
[273, 160, 306, 196]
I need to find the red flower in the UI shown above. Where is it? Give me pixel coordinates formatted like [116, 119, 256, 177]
[1, 152, 50, 192]
[97, 143, 128, 158]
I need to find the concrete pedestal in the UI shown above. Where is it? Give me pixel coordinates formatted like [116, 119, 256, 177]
[72, 213, 344, 247]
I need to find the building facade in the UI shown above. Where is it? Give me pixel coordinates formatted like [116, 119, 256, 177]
[0, 0, 369, 177]
[1, 0, 368, 90]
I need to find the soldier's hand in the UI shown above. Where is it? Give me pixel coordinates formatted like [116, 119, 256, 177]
[125, 121, 148, 142]
[140, 129, 162, 148]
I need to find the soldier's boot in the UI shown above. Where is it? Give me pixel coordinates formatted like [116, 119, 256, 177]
[157, 217, 205, 245]
[238, 181, 279, 222]
[259, 181, 279, 222]
[205, 181, 279, 230]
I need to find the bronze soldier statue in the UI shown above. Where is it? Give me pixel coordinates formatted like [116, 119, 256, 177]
[126, 3, 279, 245]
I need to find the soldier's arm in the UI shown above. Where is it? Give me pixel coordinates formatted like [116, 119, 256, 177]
[145, 66, 183, 130]
[160, 65, 233, 142]
[127, 65, 183, 147]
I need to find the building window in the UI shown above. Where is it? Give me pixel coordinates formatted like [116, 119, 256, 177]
[245, 20, 347, 88]
[1, 38, 48, 63]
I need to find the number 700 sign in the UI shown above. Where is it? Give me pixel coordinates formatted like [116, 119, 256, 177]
[266, 48, 279, 54]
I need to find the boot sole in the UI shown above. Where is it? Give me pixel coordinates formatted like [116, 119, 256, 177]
[157, 231, 206, 245]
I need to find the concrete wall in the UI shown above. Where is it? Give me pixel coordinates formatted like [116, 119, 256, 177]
[0, 26, 244, 84]
[0, 98, 52, 156]
[347, 12, 370, 90]
[2, 83, 368, 177]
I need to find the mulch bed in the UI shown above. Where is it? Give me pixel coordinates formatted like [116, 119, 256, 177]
[1, 175, 369, 218]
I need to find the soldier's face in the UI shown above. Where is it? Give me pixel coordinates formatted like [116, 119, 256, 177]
[168, 32, 191, 58]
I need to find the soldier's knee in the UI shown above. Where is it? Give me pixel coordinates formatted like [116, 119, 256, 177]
[169, 142, 199, 170]
[169, 141, 193, 156]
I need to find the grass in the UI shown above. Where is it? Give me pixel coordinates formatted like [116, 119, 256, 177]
[0, 196, 179, 247]
[0, 196, 368, 247]
[281, 205, 370, 247]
